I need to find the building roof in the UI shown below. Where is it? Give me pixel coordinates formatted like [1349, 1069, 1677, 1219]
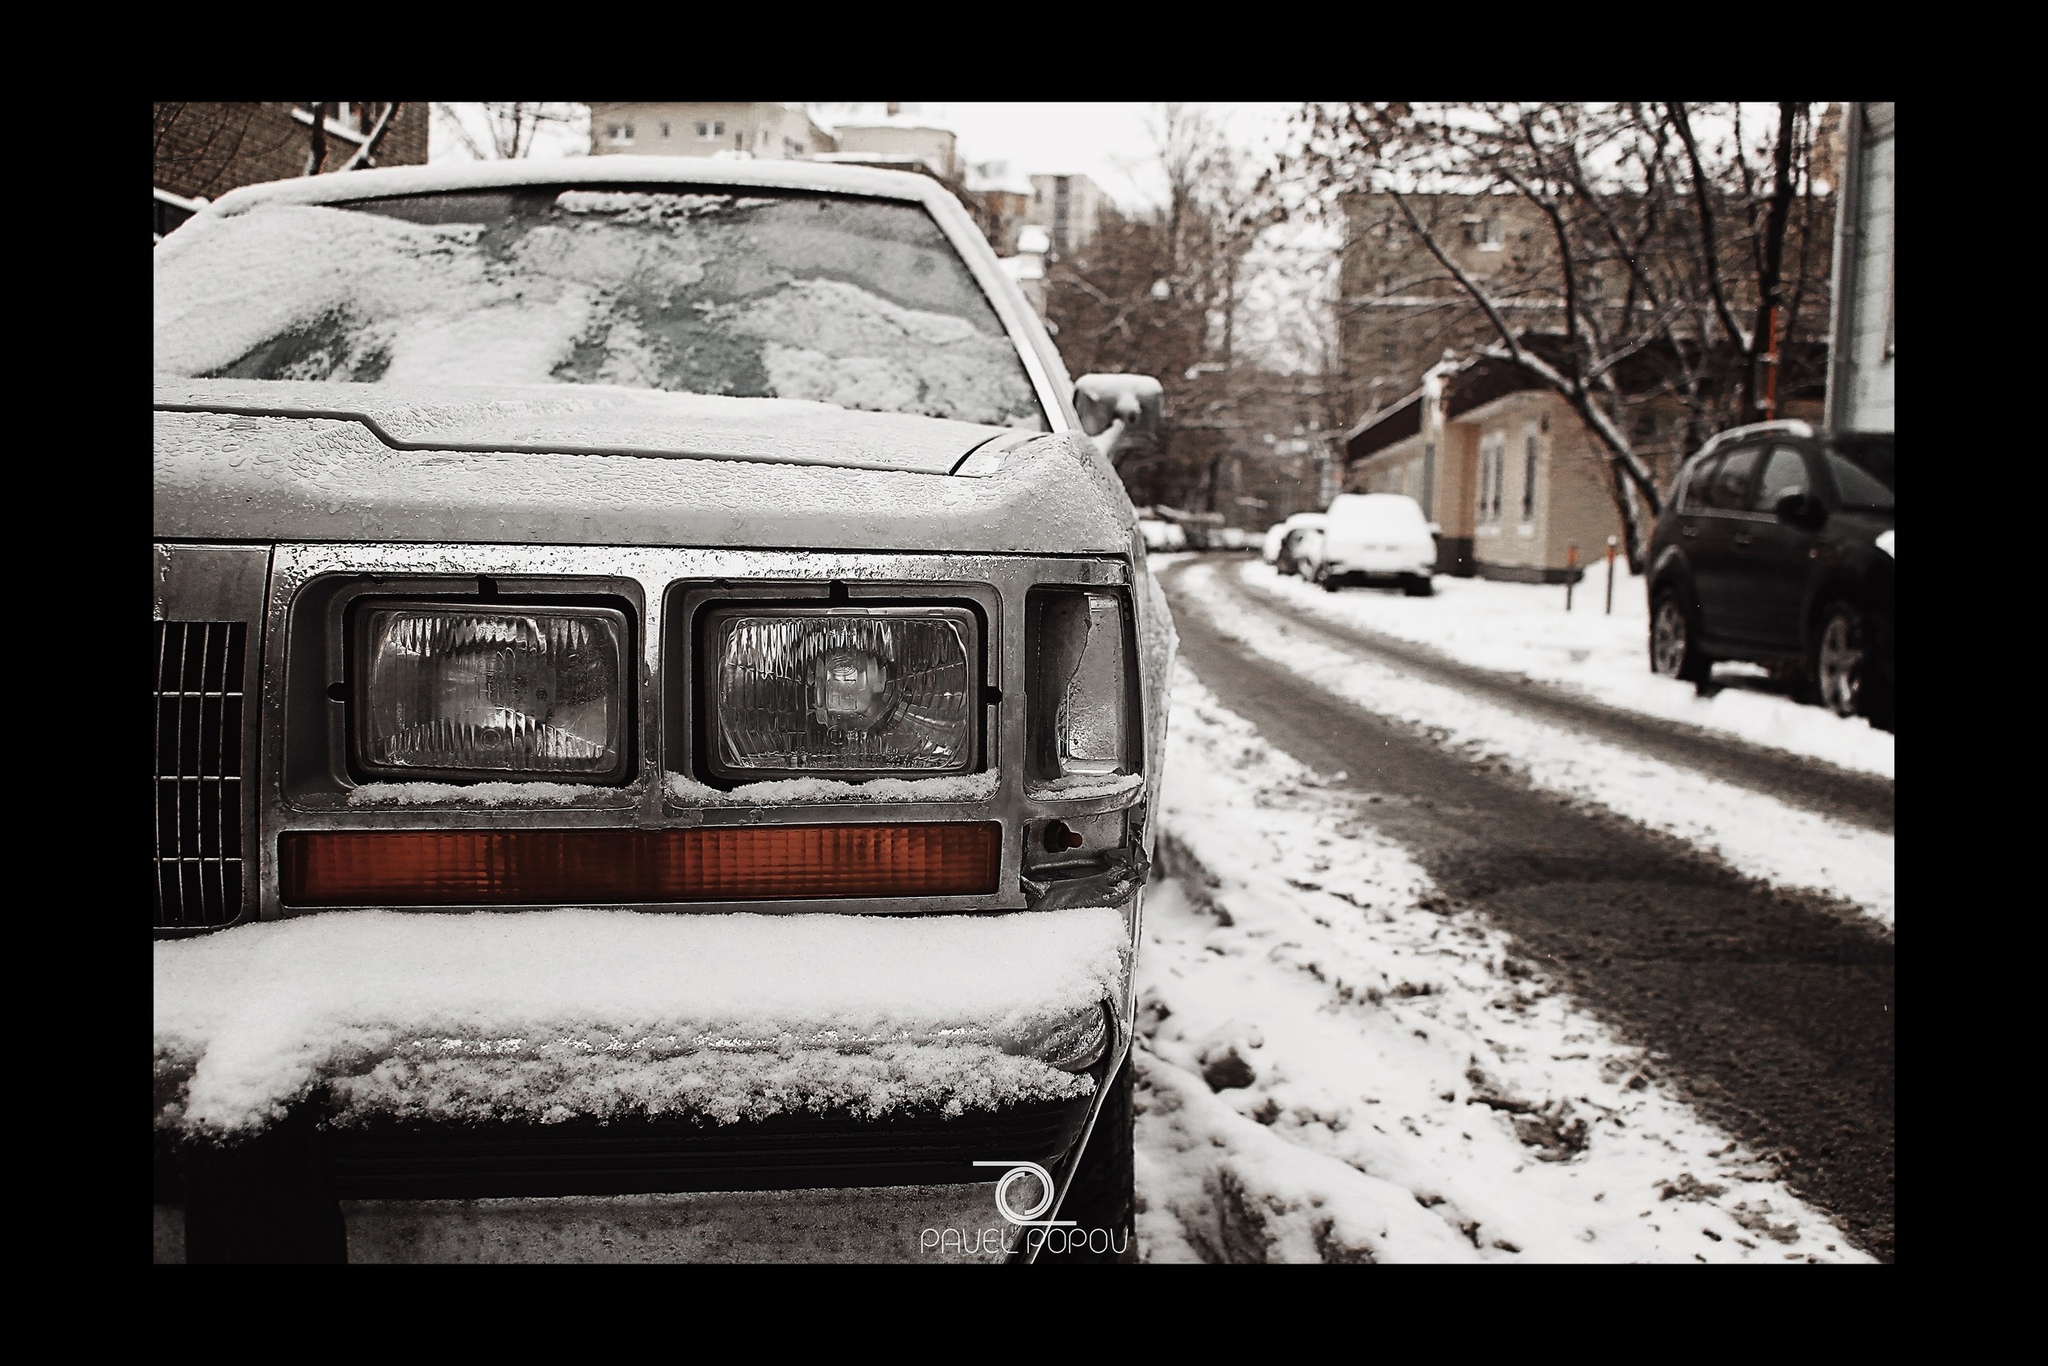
[1345, 354, 1547, 463]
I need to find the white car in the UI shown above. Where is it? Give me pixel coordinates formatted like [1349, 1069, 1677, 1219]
[1304, 494, 1438, 596]
[1138, 519, 1187, 552]
[1266, 513, 1328, 575]
[1261, 512, 1322, 565]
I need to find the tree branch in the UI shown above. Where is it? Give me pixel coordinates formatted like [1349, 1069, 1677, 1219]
[1668, 102, 1752, 352]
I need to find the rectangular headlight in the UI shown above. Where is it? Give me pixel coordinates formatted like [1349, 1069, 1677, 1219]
[705, 607, 977, 780]
[1029, 590, 1128, 782]
[354, 604, 628, 781]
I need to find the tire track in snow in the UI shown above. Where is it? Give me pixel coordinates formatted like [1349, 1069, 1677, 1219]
[1134, 665, 1872, 1263]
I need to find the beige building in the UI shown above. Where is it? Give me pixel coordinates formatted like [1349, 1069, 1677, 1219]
[1346, 358, 1669, 582]
[819, 117, 959, 181]
[587, 102, 836, 159]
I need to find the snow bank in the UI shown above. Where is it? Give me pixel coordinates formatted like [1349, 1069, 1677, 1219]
[155, 907, 1124, 1137]
[1241, 560, 1894, 779]
[1181, 564, 1894, 927]
[1133, 664, 1872, 1262]
[665, 771, 996, 806]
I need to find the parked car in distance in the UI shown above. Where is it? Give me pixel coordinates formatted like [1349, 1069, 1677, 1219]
[1138, 518, 1188, 552]
[1303, 494, 1438, 596]
[1263, 512, 1324, 566]
[1274, 515, 1327, 577]
[1646, 420, 1894, 729]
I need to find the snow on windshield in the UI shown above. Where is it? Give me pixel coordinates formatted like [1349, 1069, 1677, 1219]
[153, 188, 1045, 430]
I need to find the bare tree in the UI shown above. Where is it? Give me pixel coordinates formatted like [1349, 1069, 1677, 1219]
[1047, 104, 1288, 513]
[1281, 102, 1831, 569]
[302, 103, 405, 176]
[433, 103, 586, 160]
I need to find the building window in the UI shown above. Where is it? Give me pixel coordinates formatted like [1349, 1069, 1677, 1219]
[1480, 217, 1503, 250]
[606, 124, 635, 145]
[659, 122, 670, 138]
[1479, 434, 1507, 524]
[697, 121, 725, 140]
[1521, 432, 1538, 521]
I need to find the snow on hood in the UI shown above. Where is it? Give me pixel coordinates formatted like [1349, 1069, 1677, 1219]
[154, 907, 1126, 1137]
[154, 379, 1135, 553]
[155, 378, 1008, 476]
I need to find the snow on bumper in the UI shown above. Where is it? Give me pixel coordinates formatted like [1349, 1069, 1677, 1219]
[154, 907, 1127, 1137]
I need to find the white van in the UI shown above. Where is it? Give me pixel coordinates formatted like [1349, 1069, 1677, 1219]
[1304, 493, 1438, 595]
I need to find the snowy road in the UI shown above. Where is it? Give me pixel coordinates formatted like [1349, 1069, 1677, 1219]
[1138, 558, 1894, 1261]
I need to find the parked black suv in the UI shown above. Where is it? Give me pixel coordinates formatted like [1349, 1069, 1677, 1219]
[1646, 421, 1894, 730]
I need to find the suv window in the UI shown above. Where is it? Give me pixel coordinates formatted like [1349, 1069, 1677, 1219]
[1752, 445, 1811, 511]
[1677, 452, 1722, 512]
[1700, 445, 1760, 511]
[1823, 444, 1895, 511]
[153, 186, 1047, 430]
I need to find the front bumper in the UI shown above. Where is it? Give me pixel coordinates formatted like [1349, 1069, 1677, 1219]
[159, 1183, 1049, 1264]
[155, 1079, 1107, 1263]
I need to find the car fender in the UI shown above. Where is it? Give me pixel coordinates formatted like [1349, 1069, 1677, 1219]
[1648, 544, 1699, 610]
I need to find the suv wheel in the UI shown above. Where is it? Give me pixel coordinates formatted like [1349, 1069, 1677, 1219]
[1403, 576, 1434, 598]
[1650, 590, 1710, 685]
[1039, 1052, 1134, 1263]
[1815, 602, 1868, 719]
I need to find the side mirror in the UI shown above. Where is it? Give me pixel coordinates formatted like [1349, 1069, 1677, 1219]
[1074, 373, 1164, 464]
[1774, 492, 1827, 528]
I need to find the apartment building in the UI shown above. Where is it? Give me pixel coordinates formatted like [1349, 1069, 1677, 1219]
[1027, 173, 1108, 260]
[588, 103, 837, 160]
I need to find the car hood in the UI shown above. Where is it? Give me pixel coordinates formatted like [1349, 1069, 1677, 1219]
[153, 378, 1136, 554]
[154, 378, 1014, 475]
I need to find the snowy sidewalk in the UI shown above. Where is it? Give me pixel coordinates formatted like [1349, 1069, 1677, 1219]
[1175, 561, 1894, 928]
[1134, 663, 1872, 1263]
[1238, 559, 1894, 780]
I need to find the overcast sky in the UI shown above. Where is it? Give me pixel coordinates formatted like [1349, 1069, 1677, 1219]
[431, 102, 1298, 211]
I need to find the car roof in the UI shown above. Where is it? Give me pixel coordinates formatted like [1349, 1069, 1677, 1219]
[206, 155, 952, 217]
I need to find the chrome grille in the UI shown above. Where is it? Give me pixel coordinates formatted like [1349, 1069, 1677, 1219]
[155, 621, 247, 928]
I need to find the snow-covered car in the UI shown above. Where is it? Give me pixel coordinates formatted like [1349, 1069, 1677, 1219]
[1262, 512, 1323, 566]
[1275, 515, 1327, 576]
[1138, 519, 1188, 552]
[1304, 494, 1438, 596]
[152, 158, 1173, 1264]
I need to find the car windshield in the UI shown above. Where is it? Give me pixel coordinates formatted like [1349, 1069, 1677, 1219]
[153, 186, 1047, 430]
[1825, 433, 1894, 510]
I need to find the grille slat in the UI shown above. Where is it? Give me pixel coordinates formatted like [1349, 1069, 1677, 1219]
[154, 621, 248, 930]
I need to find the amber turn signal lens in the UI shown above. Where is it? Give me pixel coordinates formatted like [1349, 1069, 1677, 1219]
[281, 823, 1002, 907]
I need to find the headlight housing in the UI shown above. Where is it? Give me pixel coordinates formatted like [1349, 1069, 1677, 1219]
[704, 606, 978, 780]
[354, 604, 629, 781]
[1028, 589, 1131, 785]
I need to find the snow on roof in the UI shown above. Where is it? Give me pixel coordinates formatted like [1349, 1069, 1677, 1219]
[205, 155, 949, 219]
[155, 906, 1127, 1135]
